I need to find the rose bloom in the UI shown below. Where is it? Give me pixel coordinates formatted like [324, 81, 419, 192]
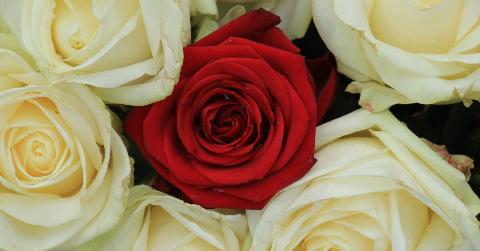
[125, 10, 335, 209]
[313, 0, 480, 111]
[247, 109, 480, 251]
[83, 185, 248, 251]
[0, 84, 131, 251]
[0, 0, 191, 105]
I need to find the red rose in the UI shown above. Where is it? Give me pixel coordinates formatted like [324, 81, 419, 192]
[124, 10, 334, 209]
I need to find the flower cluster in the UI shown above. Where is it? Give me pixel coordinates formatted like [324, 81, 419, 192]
[0, 1, 479, 251]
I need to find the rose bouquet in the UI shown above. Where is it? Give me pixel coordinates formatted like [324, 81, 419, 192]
[0, 1, 479, 251]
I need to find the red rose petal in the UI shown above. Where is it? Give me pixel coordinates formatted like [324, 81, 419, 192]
[169, 176, 268, 209]
[216, 157, 316, 203]
[124, 105, 151, 150]
[306, 54, 338, 124]
[142, 83, 182, 165]
[193, 9, 280, 47]
[181, 45, 263, 78]
[256, 27, 300, 54]
[163, 119, 216, 186]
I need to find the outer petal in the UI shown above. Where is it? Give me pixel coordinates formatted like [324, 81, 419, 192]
[312, 0, 378, 81]
[92, 0, 188, 105]
[194, 9, 280, 47]
[306, 55, 338, 123]
[254, 0, 312, 39]
[0, 32, 45, 88]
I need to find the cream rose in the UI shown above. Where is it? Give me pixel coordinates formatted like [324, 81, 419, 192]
[0, 0, 191, 105]
[84, 185, 248, 251]
[247, 109, 480, 251]
[313, 0, 480, 111]
[0, 84, 131, 251]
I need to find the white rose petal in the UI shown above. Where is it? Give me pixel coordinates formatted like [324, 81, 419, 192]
[313, 0, 480, 110]
[0, 27, 47, 89]
[190, 0, 219, 16]
[248, 109, 480, 251]
[0, 16, 8, 33]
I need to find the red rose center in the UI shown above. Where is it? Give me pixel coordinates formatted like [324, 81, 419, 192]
[198, 90, 263, 147]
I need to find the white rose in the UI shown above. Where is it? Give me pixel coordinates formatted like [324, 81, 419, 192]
[88, 185, 248, 251]
[313, 0, 480, 111]
[0, 84, 131, 251]
[0, 0, 191, 105]
[248, 109, 480, 251]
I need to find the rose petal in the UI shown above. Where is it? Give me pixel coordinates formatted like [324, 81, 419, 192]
[193, 9, 280, 47]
